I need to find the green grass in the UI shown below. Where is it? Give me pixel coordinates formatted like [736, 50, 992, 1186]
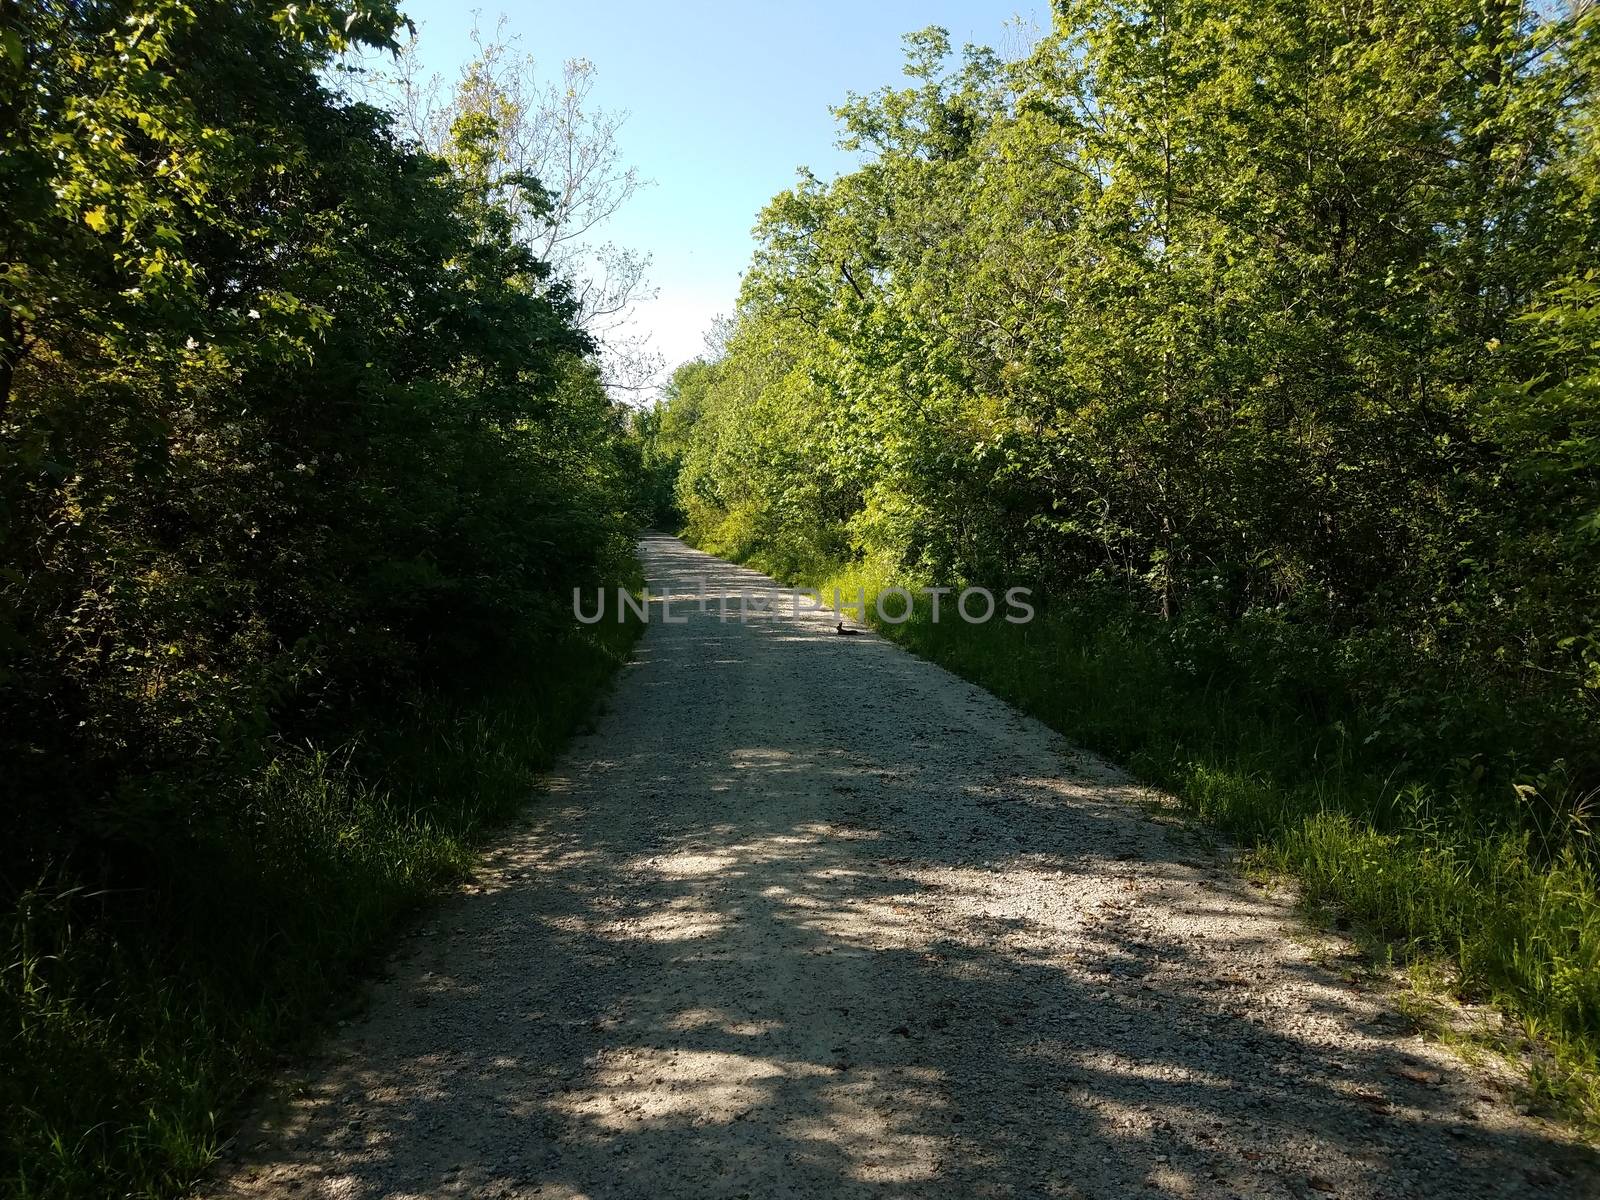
[771, 553, 1600, 1134]
[1, 604, 645, 1199]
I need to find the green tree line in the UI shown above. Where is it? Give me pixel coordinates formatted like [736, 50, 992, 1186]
[647, 1, 1600, 1120]
[1, 3, 647, 1193]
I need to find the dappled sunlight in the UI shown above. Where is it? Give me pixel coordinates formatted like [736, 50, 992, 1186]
[212, 537, 1599, 1200]
[661, 1008, 783, 1038]
[620, 894, 727, 943]
[642, 848, 742, 878]
[789, 1073, 946, 1184]
[1066, 1048, 1243, 1098]
[555, 1046, 810, 1132]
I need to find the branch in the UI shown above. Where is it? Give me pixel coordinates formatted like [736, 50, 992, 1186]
[839, 261, 867, 301]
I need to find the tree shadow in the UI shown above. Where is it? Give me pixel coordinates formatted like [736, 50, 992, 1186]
[211, 536, 1598, 1199]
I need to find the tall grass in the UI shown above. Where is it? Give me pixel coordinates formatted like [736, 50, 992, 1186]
[790, 554, 1600, 1132]
[1, 611, 644, 1199]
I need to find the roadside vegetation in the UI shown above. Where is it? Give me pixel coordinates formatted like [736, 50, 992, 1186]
[641, 2, 1600, 1130]
[1, 4, 650, 1196]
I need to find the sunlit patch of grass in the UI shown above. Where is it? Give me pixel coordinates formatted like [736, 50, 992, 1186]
[1, 602, 645, 1200]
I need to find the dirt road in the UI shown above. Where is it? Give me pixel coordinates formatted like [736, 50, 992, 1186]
[211, 535, 1595, 1199]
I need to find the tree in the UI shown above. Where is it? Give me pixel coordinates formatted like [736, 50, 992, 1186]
[355, 16, 660, 392]
[663, 1, 1599, 765]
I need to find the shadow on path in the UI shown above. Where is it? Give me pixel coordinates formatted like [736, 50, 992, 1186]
[211, 536, 1598, 1200]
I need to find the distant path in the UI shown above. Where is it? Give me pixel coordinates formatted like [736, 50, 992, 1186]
[211, 535, 1595, 1199]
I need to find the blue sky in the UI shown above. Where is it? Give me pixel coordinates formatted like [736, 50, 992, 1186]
[388, 2, 1047, 384]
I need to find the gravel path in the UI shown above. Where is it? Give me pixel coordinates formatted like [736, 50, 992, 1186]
[211, 535, 1596, 1199]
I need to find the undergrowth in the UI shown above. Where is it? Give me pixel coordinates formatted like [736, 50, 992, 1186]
[1, 604, 644, 1200]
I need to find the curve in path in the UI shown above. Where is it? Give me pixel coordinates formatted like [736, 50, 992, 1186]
[212, 535, 1596, 1199]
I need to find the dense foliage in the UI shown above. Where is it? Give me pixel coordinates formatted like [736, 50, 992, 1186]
[651, 0, 1600, 1116]
[1, 3, 644, 1193]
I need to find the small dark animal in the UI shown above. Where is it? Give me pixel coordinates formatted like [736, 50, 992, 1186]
[835, 621, 862, 636]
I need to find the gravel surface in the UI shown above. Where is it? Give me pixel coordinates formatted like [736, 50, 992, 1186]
[210, 535, 1597, 1199]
